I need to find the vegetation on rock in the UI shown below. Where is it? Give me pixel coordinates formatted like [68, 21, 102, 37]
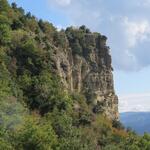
[0, 0, 150, 149]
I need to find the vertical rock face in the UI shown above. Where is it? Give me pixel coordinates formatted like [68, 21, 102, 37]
[51, 30, 118, 120]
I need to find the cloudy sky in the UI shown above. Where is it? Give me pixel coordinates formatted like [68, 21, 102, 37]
[8, 0, 150, 112]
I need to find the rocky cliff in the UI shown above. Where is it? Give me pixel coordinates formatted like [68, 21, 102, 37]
[2, 2, 150, 148]
[51, 27, 118, 120]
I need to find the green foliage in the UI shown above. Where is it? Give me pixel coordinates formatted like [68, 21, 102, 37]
[102, 145, 120, 150]
[11, 116, 58, 150]
[11, 29, 29, 48]
[112, 120, 125, 130]
[13, 38, 43, 75]
[65, 26, 85, 55]
[22, 71, 73, 114]
[38, 19, 56, 42]
[0, 96, 27, 130]
[47, 110, 96, 150]
[53, 31, 68, 48]
[11, 19, 23, 30]
[79, 25, 91, 33]
[0, 0, 10, 12]
[0, 60, 26, 131]
[0, 134, 13, 150]
[11, 2, 17, 9]
[0, 24, 11, 45]
[71, 39, 82, 55]
[65, 25, 97, 57]
[0, 14, 11, 24]
[25, 18, 39, 32]
[0, 1, 150, 149]
[93, 101, 106, 114]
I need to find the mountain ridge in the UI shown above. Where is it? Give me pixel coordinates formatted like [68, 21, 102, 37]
[120, 112, 150, 134]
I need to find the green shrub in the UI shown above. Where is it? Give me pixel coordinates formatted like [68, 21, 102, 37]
[0, 24, 11, 45]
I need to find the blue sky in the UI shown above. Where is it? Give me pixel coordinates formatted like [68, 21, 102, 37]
[8, 0, 150, 112]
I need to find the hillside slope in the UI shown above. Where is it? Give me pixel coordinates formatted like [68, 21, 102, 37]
[0, 0, 150, 149]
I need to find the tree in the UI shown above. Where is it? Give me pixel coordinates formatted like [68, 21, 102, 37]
[0, 140, 12, 150]
[25, 18, 39, 32]
[0, 0, 10, 12]
[11, 116, 58, 150]
[11, 19, 23, 30]
[0, 24, 11, 45]
[26, 12, 32, 19]
[53, 31, 68, 48]
[0, 14, 10, 24]
[112, 120, 125, 130]
[71, 39, 82, 55]
[79, 25, 91, 33]
[11, 2, 17, 9]
[38, 20, 56, 42]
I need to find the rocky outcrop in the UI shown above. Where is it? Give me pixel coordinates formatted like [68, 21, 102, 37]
[51, 31, 118, 120]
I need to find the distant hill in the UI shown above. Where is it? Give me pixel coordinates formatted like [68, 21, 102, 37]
[120, 112, 150, 134]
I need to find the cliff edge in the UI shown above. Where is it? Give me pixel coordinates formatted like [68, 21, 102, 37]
[51, 26, 118, 120]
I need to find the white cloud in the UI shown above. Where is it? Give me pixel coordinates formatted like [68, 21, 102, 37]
[119, 92, 150, 112]
[137, 0, 150, 7]
[47, 0, 150, 71]
[123, 17, 150, 47]
[56, 0, 71, 6]
[48, 0, 72, 7]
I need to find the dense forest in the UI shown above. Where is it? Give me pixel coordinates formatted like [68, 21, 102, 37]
[0, 0, 150, 149]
